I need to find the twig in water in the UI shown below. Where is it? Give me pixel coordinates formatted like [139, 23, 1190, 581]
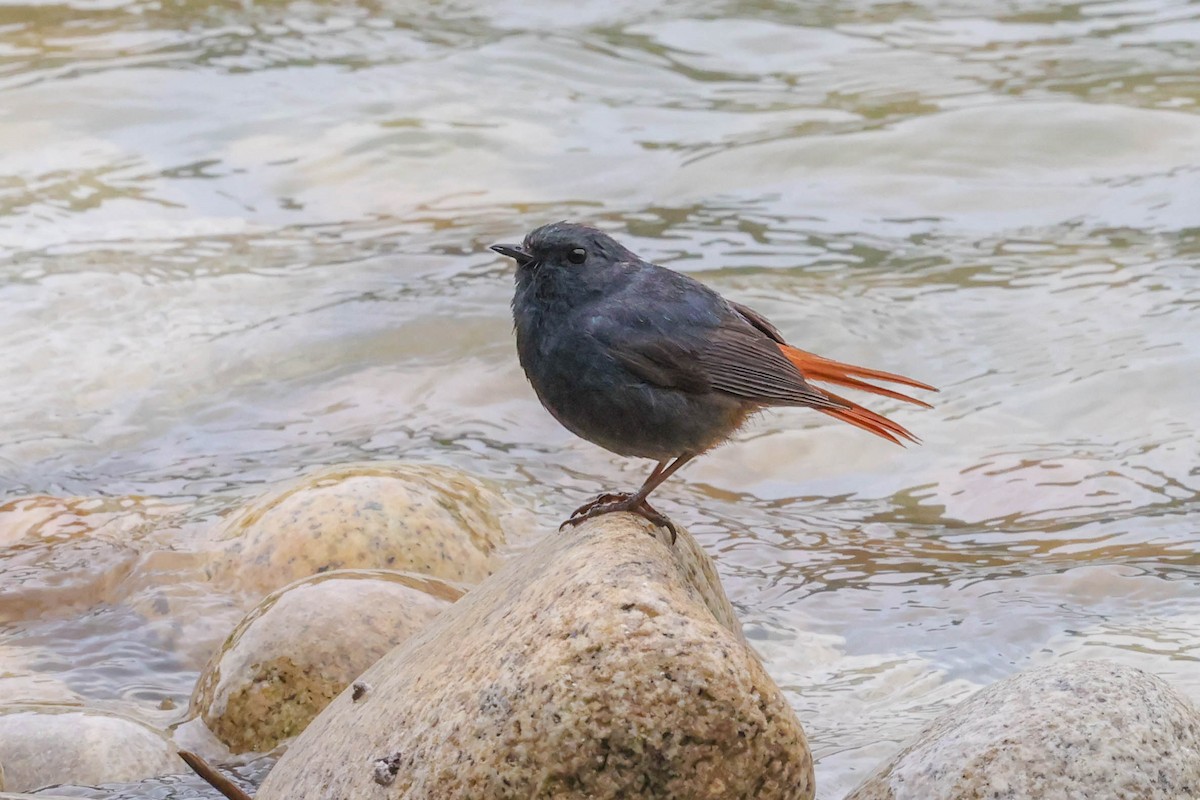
[179, 750, 255, 800]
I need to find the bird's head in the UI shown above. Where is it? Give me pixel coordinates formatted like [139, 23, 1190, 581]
[490, 222, 636, 278]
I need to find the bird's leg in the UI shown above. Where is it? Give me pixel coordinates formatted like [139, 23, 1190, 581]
[566, 460, 670, 518]
[561, 455, 696, 543]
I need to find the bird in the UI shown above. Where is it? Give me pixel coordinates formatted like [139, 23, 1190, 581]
[491, 222, 935, 541]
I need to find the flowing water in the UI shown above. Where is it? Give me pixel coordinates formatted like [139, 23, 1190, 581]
[2, 0, 1200, 796]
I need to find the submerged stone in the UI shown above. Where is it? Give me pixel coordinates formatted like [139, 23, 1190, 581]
[0, 495, 176, 623]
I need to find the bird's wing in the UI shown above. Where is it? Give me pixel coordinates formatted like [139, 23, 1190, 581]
[696, 321, 848, 410]
[607, 318, 844, 411]
[727, 299, 786, 342]
[607, 336, 712, 395]
[605, 278, 935, 445]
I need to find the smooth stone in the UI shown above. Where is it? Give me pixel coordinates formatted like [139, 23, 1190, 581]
[191, 569, 461, 754]
[206, 462, 508, 600]
[847, 660, 1200, 800]
[0, 708, 177, 793]
[257, 514, 814, 800]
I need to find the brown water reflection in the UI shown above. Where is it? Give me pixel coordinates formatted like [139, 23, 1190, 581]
[2, 0, 1200, 796]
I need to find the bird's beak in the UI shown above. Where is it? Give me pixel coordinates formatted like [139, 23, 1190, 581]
[490, 243, 534, 268]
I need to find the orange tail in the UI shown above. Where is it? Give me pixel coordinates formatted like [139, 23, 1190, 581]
[779, 345, 937, 446]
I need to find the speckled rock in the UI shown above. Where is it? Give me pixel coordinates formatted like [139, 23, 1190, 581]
[0, 708, 177, 792]
[191, 569, 462, 753]
[257, 514, 814, 800]
[207, 463, 508, 600]
[847, 660, 1200, 800]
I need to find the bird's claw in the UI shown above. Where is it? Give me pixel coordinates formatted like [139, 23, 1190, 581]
[566, 491, 632, 518]
[559, 494, 678, 544]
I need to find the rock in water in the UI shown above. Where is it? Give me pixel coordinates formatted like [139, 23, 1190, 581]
[847, 660, 1200, 799]
[0, 708, 177, 792]
[257, 514, 814, 800]
[207, 463, 509, 601]
[191, 569, 461, 753]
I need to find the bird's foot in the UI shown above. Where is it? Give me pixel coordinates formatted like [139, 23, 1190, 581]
[560, 495, 677, 544]
[567, 491, 632, 518]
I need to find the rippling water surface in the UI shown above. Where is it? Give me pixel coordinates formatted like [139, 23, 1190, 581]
[2, 0, 1199, 796]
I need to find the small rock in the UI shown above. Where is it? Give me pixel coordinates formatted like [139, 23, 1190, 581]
[206, 463, 509, 600]
[846, 660, 1200, 800]
[256, 514, 814, 800]
[373, 752, 402, 786]
[191, 569, 461, 753]
[0, 708, 177, 792]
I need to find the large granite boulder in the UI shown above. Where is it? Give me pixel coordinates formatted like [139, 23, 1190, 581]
[207, 463, 510, 601]
[847, 659, 1200, 799]
[191, 569, 461, 753]
[257, 514, 814, 800]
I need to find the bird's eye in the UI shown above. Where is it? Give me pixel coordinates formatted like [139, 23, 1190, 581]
[567, 248, 587, 265]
